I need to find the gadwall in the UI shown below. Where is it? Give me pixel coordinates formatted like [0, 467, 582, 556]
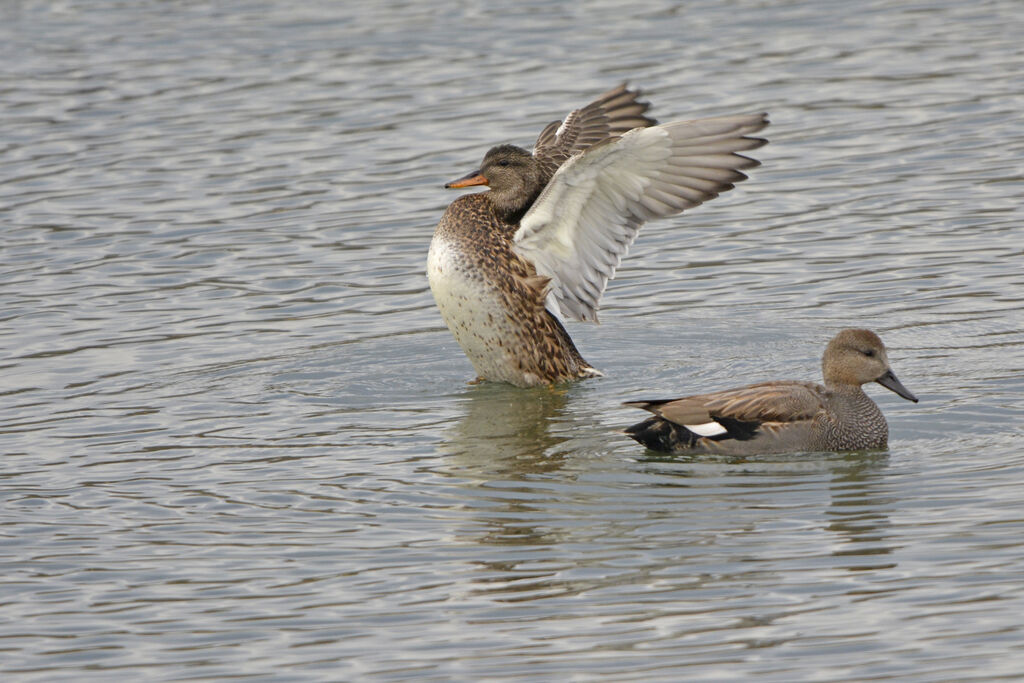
[428, 84, 768, 387]
[624, 329, 919, 455]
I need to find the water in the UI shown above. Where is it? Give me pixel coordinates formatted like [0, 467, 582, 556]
[2, 0, 1023, 679]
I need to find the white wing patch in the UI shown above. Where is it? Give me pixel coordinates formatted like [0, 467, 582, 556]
[512, 114, 766, 323]
[685, 421, 728, 437]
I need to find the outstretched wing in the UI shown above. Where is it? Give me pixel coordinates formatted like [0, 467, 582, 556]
[514, 113, 768, 322]
[533, 83, 657, 179]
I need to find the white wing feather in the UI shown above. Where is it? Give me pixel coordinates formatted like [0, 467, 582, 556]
[513, 113, 767, 322]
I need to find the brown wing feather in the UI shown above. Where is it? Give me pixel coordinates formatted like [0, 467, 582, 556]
[533, 83, 658, 178]
[628, 381, 827, 427]
[626, 397, 714, 426]
[703, 381, 827, 423]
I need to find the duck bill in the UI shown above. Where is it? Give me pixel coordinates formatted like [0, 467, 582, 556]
[876, 369, 918, 403]
[444, 170, 489, 189]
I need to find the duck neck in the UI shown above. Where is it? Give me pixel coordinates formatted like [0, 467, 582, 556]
[488, 187, 541, 226]
[825, 382, 874, 409]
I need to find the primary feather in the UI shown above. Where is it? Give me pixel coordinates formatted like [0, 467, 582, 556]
[514, 114, 767, 322]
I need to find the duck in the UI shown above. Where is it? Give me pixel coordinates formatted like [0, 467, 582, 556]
[428, 84, 768, 387]
[623, 328, 919, 455]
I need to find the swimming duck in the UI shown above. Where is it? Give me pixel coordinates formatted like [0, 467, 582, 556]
[624, 329, 919, 455]
[428, 84, 768, 387]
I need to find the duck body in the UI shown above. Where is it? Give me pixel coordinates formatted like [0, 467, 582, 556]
[428, 192, 596, 386]
[626, 381, 892, 455]
[624, 329, 919, 455]
[429, 84, 768, 387]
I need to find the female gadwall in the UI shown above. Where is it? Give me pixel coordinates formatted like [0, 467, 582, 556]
[428, 84, 768, 387]
[624, 329, 919, 455]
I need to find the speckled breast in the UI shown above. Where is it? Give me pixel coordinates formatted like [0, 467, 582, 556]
[427, 229, 533, 384]
[820, 392, 889, 450]
[427, 193, 591, 387]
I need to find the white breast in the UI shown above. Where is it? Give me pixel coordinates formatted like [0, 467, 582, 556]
[427, 235, 539, 385]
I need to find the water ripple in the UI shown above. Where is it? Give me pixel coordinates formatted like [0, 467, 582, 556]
[2, 0, 1024, 679]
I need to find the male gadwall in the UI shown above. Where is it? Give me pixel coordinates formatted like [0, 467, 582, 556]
[624, 329, 919, 455]
[428, 84, 768, 387]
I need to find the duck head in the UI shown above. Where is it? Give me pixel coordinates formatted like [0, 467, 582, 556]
[445, 145, 545, 221]
[822, 328, 918, 402]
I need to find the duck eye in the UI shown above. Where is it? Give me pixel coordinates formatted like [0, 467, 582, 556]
[862, 349, 875, 357]
[497, 160, 510, 167]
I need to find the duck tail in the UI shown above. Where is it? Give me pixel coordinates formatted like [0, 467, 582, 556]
[623, 416, 701, 453]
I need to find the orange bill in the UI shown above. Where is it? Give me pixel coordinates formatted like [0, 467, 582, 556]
[444, 171, 489, 189]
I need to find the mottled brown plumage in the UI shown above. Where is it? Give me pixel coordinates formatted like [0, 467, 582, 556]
[429, 192, 595, 386]
[624, 329, 919, 455]
[532, 83, 657, 179]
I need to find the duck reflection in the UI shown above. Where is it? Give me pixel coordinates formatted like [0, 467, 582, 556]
[437, 382, 572, 478]
[636, 449, 896, 564]
[824, 452, 896, 564]
[436, 382, 579, 555]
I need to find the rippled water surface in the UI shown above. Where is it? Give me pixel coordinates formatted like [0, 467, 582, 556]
[2, 0, 1023, 679]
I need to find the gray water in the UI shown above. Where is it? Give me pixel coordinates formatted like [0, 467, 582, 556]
[2, 0, 1023, 680]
